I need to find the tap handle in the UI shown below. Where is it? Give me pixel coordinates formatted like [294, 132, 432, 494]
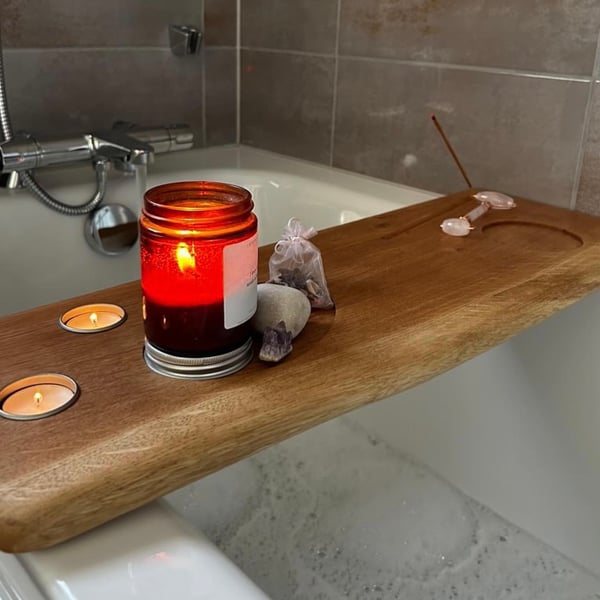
[90, 131, 154, 166]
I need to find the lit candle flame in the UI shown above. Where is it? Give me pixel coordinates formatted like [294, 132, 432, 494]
[89, 312, 98, 327]
[33, 391, 43, 406]
[175, 242, 196, 273]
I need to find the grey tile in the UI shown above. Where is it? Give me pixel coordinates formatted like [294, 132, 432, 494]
[241, 50, 335, 163]
[340, 0, 600, 76]
[333, 58, 588, 207]
[3, 49, 204, 141]
[241, 0, 338, 53]
[205, 48, 237, 145]
[1, 0, 203, 48]
[575, 82, 600, 215]
[205, 0, 237, 46]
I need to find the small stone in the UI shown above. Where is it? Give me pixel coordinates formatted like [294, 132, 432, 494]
[252, 283, 311, 339]
[259, 322, 293, 362]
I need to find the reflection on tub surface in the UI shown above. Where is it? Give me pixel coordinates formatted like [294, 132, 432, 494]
[166, 418, 600, 600]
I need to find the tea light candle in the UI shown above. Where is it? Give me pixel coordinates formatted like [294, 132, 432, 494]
[0, 374, 80, 421]
[59, 303, 126, 333]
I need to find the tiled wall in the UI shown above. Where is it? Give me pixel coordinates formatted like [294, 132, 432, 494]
[5, 1, 600, 214]
[239, 0, 600, 214]
[0, 0, 237, 147]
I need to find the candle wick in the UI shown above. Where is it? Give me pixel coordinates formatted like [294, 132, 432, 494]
[33, 391, 43, 406]
[90, 312, 98, 327]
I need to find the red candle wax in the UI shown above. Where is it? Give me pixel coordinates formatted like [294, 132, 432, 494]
[140, 181, 258, 357]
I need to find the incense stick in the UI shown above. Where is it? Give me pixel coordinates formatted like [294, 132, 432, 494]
[430, 114, 473, 188]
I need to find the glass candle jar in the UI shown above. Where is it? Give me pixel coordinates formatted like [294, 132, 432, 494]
[140, 181, 258, 371]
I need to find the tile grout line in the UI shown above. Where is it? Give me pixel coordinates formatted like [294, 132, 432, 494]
[236, 0, 241, 144]
[339, 54, 592, 82]
[200, 0, 207, 147]
[240, 45, 333, 59]
[328, 0, 342, 167]
[569, 31, 600, 211]
[3, 46, 191, 52]
[7, 44, 590, 84]
[238, 46, 592, 83]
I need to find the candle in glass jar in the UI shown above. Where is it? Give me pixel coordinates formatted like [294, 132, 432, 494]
[0, 374, 79, 421]
[59, 303, 126, 333]
[140, 181, 258, 358]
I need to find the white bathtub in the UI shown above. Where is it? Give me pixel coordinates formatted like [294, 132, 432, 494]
[0, 145, 433, 317]
[2, 145, 600, 598]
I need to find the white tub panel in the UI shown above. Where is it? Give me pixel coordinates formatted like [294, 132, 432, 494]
[347, 286, 600, 575]
[21, 503, 271, 600]
[0, 552, 45, 600]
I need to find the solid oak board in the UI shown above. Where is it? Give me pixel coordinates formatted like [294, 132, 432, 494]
[2, 190, 600, 552]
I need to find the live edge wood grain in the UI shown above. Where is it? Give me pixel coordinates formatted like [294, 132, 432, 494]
[3, 190, 600, 552]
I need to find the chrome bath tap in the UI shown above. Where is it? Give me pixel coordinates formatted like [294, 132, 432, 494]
[0, 123, 193, 183]
[0, 123, 194, 217]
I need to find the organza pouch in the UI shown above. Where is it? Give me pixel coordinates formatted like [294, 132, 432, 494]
[268, 218, 334, 309]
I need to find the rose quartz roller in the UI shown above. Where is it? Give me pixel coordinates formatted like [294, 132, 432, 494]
[440, 191, 516, 237]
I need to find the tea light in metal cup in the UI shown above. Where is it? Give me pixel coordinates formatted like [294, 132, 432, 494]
[59, 303, 126, 333]
[0, 374, 80, 421]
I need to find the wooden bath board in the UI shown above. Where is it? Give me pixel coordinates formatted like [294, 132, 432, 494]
[2, 189, 600, 552]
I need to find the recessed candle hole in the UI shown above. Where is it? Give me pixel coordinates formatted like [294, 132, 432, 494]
[59, 303, 126, 334]
[0, 374, 80, 421]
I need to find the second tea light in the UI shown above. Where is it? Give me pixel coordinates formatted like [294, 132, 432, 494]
[59, 303, 126, 333]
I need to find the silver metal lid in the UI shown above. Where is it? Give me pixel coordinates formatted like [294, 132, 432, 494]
[143, 338, 253, 380]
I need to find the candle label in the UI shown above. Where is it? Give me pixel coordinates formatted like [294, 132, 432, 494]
[223, 233, 258, 330]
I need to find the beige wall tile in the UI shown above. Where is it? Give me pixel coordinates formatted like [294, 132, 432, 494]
[241, 50, 334, 162]
[205, 0, 237, 47]
[3, 49, 204, 141]
[206, 48, 237, 144]
[340, 0, 600, 76]
[333, 59, 588, 207]
[1, 0, 203, 48]
[242, 0, 338, 53]
[576, 82, 600, 215]
[0, 0, 235, 150]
